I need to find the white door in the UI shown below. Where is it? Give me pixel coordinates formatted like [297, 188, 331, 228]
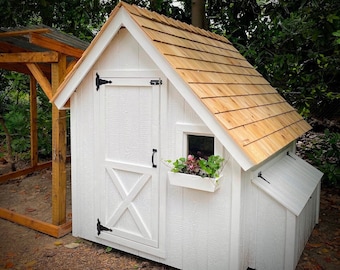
[94, 71, 165, 257]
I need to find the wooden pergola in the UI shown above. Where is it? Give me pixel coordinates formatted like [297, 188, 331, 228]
[0, 25, 88, 237]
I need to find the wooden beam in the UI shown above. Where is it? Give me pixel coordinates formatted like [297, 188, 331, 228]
[26, 63, 53, 100]
[0, 208, 72, 238]
[59, 59, 78, 109]
[30, 76, 38, 167]
[0, 157, 70, 183]
[57, 220, 73, 238]
[51, 54, 67, 226]
[30, 33, 84, 58]
[0, 162, 52, 183]
[0, 28, 50, 37]
[0, 51, 59, 63]
[66, 59, 78, 75]
[64, 99, 71, 108]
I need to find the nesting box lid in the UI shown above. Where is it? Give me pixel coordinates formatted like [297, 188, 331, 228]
[252, 152, 323, 216]
[52, 2, 311, 170]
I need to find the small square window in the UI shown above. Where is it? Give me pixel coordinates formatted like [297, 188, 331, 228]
[187, 135, 214, 160]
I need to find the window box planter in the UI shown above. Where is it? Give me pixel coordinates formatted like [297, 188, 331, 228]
[168, 171, 223, 192]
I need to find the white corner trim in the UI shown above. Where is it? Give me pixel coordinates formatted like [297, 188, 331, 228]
[229, 159, 242, 269]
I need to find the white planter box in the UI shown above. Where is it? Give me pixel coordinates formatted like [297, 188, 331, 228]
[168, 171, 223, 192]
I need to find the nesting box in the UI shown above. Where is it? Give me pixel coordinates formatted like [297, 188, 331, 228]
[53, 3, 323, 269]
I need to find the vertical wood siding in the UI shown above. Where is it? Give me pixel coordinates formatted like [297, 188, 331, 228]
[71, 28, 236, 269]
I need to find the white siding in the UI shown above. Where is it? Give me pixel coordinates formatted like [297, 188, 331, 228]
[71, 28, 158, 238]
[240, 148, 322, 270]
[295, 185, 320, 265]
[71, 29, 236, 270]
[93, 28, 157, 71]
[163, 82, 234, 269]
[70, 73, 96, 239]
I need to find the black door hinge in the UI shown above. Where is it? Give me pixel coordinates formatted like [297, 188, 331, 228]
[96, 73, 112, 91]
[150, 79, 162, 85]
[97, 218, 112, 235]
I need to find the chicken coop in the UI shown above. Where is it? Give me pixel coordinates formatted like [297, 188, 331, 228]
[53, 2, 323, 269]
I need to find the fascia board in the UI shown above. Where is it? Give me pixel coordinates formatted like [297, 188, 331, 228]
[53, 9, 125, 109]
[121, 9, 255, 171]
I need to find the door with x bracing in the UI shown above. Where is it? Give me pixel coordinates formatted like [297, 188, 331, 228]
[95, 72, 164, 257]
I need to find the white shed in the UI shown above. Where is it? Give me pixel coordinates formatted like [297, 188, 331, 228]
[53, 3, 323, 269]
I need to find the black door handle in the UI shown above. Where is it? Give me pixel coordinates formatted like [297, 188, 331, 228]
[152, 149, 157, 168]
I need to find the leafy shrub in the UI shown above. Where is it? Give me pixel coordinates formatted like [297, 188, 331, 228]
[297, 129, 340, 186]
[0, 71, 53, 161]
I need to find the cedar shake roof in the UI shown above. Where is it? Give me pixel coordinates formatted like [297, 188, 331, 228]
[53, 2, 311, 168]
[119, 2, 311, 165]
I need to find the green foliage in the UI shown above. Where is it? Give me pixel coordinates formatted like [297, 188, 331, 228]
[198, 155, 225, 178]
[5, 109, 30, 156]
[0, 71, 52, 160]
[169, 157, 188, 173]
[207, 0, 340, 118]
[0, 72, 30, 158]
[0, 0, 190, 42]
[167, 155, 224, 178]
[299, 130, 340, 186]
[105, 246, 113, 253]
[0, 0, 120, 41]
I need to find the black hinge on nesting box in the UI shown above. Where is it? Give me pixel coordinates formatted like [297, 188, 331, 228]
[150, 79, 162, 85]
[97, 218, 112, 235]
[96, 73, 112, 91]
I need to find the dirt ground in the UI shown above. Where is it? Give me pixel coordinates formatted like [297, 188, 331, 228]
[0, 164, 339, 270]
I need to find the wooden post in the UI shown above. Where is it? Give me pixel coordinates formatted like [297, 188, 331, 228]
[30, 76, 38, 167]
[51, 54, 67, 225]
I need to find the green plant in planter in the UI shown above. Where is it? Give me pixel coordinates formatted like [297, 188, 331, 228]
[166, 155, 224, 178]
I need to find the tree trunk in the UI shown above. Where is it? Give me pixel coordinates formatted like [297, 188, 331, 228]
[192, 0, 206, 29]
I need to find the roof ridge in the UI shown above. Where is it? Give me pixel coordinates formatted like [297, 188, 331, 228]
[120, 1, 230, 45]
